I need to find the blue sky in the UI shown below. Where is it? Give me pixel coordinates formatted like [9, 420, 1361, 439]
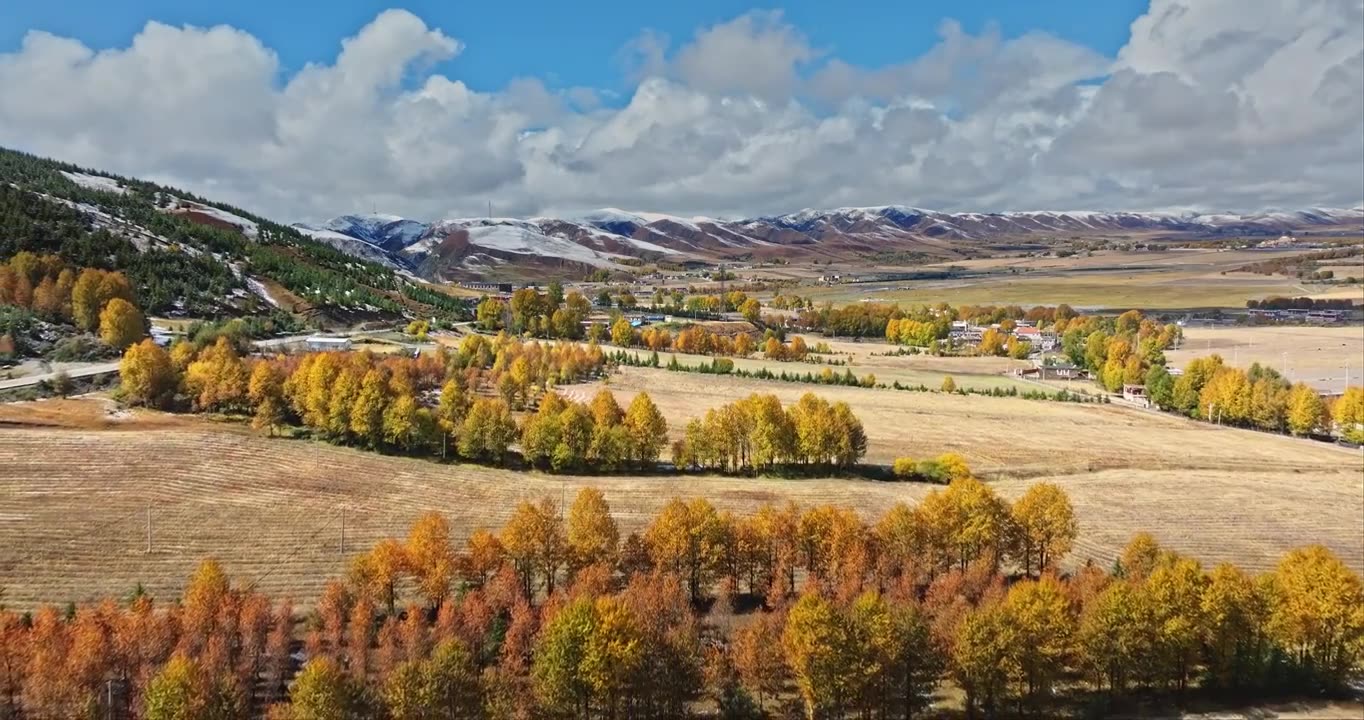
[1, 1, 1147, 95]
[2, 1, 1359, 219]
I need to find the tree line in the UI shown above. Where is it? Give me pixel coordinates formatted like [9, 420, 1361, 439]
[0, 252, 147, 357]
[609, 351, 1104, 408]
[3, 483, 1360, 719]
[472, 283, 819, 363]
[1144, 355, 1364, 441]
[117, 334, 873, 475]
[1247, 296, 1355, 311]
[671, 393, 867, 474]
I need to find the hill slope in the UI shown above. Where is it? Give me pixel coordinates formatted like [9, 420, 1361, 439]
[0, 148, 468, 324]
[306, 204, 1364, 280]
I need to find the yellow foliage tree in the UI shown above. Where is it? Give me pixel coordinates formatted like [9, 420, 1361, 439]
[1267, 545, 1364, 687]
[404, 512, 455, 608]
[1010, 482, 1078, 577]
[118, 338, 178, 408]
[1285, 382, 1327, 436]
[1333, 385, 1364, 443]
[567, 487, 619, 571]
[98, 297, 145, 350]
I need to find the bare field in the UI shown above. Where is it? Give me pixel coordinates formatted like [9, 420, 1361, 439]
[613, 337, 1039, 394]
[807, 272, 1306, 310]
[800, 248, 1342, 309]
[1, 381, 1360, 608]
[1166, 325, 1364, 393]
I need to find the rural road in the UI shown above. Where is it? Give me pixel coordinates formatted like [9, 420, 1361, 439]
[2, 329, 445, 392]
[0, 361, 121, 391]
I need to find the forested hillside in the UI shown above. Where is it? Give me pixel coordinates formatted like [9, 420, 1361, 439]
[0, 148, 468, 324]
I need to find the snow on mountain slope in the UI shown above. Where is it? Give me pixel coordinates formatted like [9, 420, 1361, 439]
[405, 218, 630, 269]
[60, 170, 128, 195]
[172, 200, 259, 239]
[292, 224, 406, 269]
[308, 204, 1363, 278]
[324, 213, 429, 250]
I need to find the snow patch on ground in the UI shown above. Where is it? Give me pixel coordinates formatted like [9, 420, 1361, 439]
[61, 171, 128, 195]
[176, 201, 259, 238]
[245, 277, 283, 308]
[464, 224, 623, 267]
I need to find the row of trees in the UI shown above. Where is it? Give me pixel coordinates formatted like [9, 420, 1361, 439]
[4, 485, 1359, 719]
[671, 392, 867, 473]
[519, 390, 668, 472]
[345, 477, 1076, 616]
[615, 321, 811, 362]
[1145, 355, 1364, 440]
[120, 334, 601, 454]
[0, 252, 147, 352]
[800, 301, 1085, 339]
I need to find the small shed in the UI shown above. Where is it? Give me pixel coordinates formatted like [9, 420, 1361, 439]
[1122, 384, 1150, 408]
[304, 336, 352, 352]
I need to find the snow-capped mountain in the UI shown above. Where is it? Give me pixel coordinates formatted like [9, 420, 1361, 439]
[296, 214, 429, 252]
[299, 205, 1364, 280]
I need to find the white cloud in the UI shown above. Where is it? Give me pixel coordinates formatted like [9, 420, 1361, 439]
[0, 2, 1358, 223]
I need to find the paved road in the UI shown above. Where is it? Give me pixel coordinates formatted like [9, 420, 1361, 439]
[1, 328, 440, 392]
[0, 362, 121, 391]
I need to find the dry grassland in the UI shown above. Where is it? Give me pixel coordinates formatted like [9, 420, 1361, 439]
[613, 336, 1038, 394]
[1166, 325, 1364, 393]
[2, 375, 1360, 609]
[801, 248, 1338, 309]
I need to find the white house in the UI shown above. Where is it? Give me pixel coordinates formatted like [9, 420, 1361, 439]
[304, 336, 352, 352]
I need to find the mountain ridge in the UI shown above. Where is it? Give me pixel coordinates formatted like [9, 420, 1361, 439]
[298, 204, 1364, 280]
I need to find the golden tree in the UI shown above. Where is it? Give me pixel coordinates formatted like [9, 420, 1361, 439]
[782, 591, 848, 718]
[1267, 544, 1364, 687]
[1201, 563, 1270, 691]
[405, 512, 456, 608]
[1332, 385, 1364, 442]
[645, 498, 727, 603]
[119, 339, 178, 408]
[1003, 576, 1076, 710]
[1285, 382, 1328, 436]
[501, 498, 566, 597]
[622, 392, 668, 465]
[567, 488, 619, 571]
[99, 297, 146, 350]
[1009, 482, 1078, 577]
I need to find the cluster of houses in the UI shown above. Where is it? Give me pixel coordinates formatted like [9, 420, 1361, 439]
[458, 281, 515, 295]
[1246, 307, 1349, 324]
[948, 320, 1060, 353]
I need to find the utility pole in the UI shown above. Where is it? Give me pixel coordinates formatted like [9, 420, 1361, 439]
[340, 508, 346, 555]
[719, 263, 726, 313]
[145, 506, 152, 554]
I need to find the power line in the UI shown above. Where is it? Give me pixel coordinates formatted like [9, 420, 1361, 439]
[241, 508, 345, 595]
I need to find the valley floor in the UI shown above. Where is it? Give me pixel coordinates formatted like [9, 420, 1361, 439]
[0, 386, 1359, 609]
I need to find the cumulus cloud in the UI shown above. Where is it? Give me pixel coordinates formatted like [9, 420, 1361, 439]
[0, 2, 1358, 222]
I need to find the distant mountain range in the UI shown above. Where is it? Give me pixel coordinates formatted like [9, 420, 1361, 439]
[293, 205, 1364, 280]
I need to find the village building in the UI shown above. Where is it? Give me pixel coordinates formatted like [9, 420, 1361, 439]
[304, 336, 352, 352]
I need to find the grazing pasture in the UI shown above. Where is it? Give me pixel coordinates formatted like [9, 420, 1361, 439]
[800, 248, 1348, 309]
[1, 382, 1358, 609]
[1166, 325, 1364, 393]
